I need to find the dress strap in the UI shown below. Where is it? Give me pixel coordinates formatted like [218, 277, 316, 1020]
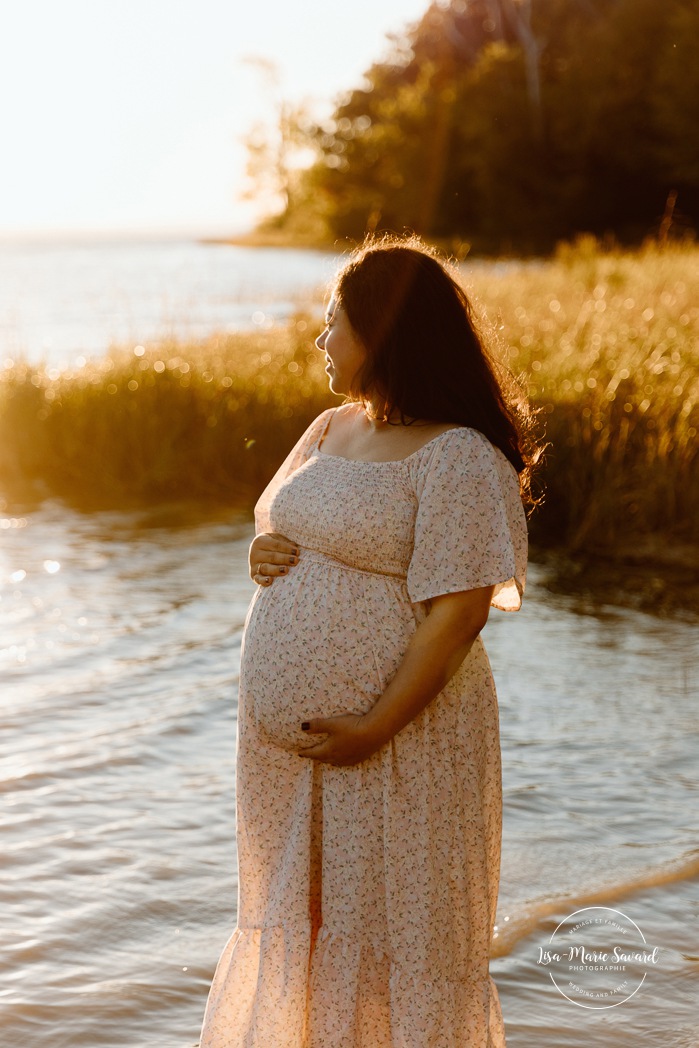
[311, 408, 336, 454]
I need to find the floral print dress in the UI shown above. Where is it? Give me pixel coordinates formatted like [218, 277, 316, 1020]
[200, 405, 527, 1047]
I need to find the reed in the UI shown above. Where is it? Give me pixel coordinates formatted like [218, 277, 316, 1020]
[466, 237, 699, 552]
[1, 241, 697, 558]
[0, 318, 334, 511]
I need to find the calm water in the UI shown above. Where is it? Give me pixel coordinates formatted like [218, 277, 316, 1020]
[0, 239, 341, 367]
[1, 503, 697, 1047]
[0, 238, 531, 369]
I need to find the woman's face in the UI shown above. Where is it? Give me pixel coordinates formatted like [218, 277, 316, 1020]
[315, 297, 367, 396]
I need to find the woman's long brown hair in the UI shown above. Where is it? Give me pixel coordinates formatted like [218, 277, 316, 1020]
[333, 235, 542, 505]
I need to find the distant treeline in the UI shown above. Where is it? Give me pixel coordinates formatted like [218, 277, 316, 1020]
[260, 0, 699, 252]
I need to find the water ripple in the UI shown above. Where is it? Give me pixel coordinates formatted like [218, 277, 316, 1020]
[1, 503, 697, 1047]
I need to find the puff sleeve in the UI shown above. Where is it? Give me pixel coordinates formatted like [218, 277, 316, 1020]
[254, 409, 334, 533]
[406, 427, 527, 611]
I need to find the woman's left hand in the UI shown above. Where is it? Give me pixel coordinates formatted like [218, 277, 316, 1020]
[296, 713, 381, 767]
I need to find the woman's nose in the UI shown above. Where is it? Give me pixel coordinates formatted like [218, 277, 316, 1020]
[315, 329, 326, 351]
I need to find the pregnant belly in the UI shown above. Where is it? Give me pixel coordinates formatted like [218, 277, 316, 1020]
[239, 556, 416, 754]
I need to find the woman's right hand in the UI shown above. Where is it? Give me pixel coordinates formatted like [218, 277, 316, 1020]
[249, 532, 300, 587]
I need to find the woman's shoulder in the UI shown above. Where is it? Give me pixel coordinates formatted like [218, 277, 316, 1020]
[311, 403, 352, 430]
[407, 425, 519, 492]
[410, 424, 496, 462]
[304, 405, 339, 436]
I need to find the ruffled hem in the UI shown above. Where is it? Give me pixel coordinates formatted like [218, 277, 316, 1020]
[200, 925, 311, 1048]
[200, 923, 506, 1048]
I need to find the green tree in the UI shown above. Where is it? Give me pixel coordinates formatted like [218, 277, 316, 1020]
[253, 0, 699, 250]
[240, 58, 321, 228]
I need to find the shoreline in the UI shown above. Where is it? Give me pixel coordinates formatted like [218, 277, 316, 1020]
[199, 230, 338, 252]
[5, 490, 697, 621]
[199, 230, 524, 261]
[3, 244, 696, 608]
[530, 542, 699, 621]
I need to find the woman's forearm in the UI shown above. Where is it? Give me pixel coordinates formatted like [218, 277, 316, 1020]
[360, 586, 495, 749]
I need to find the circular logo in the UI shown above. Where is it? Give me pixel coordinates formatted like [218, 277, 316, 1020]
[536, 906, 660, 1009]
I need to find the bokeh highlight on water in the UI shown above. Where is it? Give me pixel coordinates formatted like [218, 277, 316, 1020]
[1, 502, 697, 1047]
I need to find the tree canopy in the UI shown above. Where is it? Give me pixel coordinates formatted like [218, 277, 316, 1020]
[257, 0, 699, 252]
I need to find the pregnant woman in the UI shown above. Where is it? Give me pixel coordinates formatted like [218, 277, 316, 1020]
[199, 237, 536, 1047]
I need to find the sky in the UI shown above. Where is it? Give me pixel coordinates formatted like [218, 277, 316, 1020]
[1, 0, 429, 239]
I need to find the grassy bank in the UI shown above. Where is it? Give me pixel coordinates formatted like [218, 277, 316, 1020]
[1, 241, 697, 607]
[472, 238, 698, 551]
[0, 321, 332, 511]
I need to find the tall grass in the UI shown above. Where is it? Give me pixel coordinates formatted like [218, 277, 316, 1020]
[0, 320, 334, 511]
[1, 240, 697, 556]
[466, 238, 698, 551]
